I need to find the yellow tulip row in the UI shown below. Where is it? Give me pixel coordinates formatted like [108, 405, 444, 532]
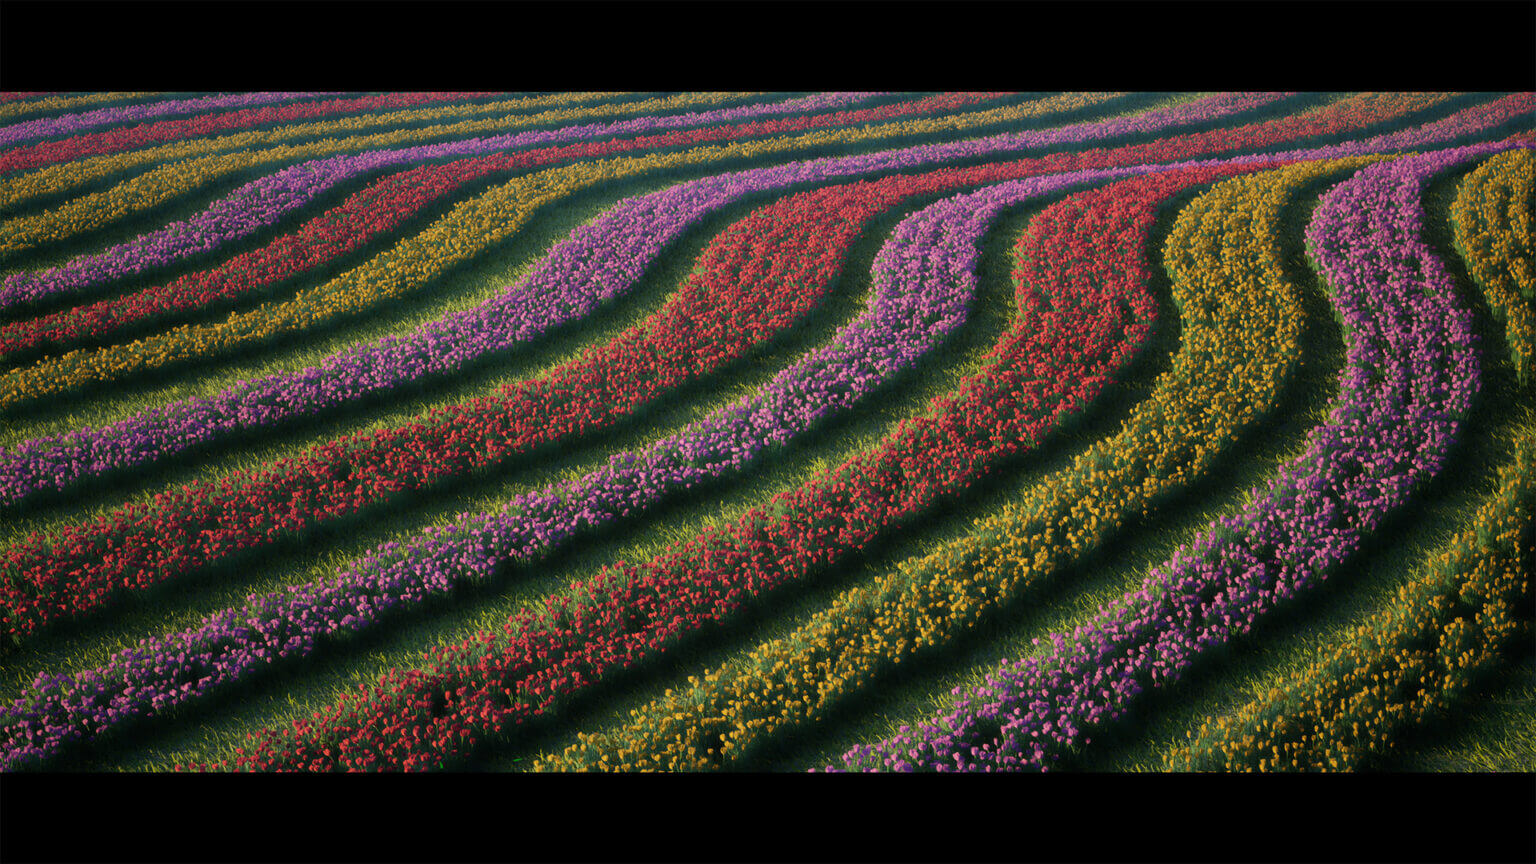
[531, 158, 1380, 772]
[0, 91, 1118, 410]
[1160, 156, 1536, 772]
[1451, 148, 1535, 387]
[1162, 418, 1534, 772]
[0, 91, 162, 123]
[0, 92, 745, 253]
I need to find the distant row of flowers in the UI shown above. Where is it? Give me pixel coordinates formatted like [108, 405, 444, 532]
[0, 91, 163, 122]
[0, 91, 752, 253]
[1450, 148, 1535, 385]
[534, 162, 1264, 771]
[0, 92, 522, 171]
[0, 92, 993, 356]
[0, 91, 1027, 309]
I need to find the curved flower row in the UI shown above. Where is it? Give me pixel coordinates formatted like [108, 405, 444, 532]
[198, 154, 1324, 773]
[1332, 92, 1536, 153]
[0, 92, 518, 173]
[1451, 148, 1536, 385]
[0, 91, 628, 211]
[0, 157, 1100, 771]
[0, 91, 1201, 412]
[0, 90, 363, 153]
[531, 162, 1266, 771]
[832, 145, 1497, 772]
[0, 91, 762, 267]
[0, 91, 985, 347]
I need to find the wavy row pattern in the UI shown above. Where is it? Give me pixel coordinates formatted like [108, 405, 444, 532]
[532, 162, 1271, 771]
[0, 91, 626, 211]
[0, 92, 181, 124]
[0, 91, 349, 151]
[0, 92, 888, 309]
[0, 157, 1094, 770]
[174, 99, 1529, 765]
[2, 92, 1533, 775]
[0, 148, 1239, 646]
[0, 91, 1247, 487]
[200, 155, 1341, 771]
[0, 92, 757, 254]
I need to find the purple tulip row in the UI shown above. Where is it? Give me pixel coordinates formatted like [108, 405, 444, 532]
[0, 92, 1280, 507]
[0, 163, 1158, 771]
[831, 142, 1516, 772]
[0, 92, 882, 308]
[0, 92, 340, 148]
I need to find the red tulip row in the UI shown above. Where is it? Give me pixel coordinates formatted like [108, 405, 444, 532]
[195, 161, 1269, 771]
[0, 152, 1061, 643]
[0, 92, 509, 174]
[0, 91, 1002, 363]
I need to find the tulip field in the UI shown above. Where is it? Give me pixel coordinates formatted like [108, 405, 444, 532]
[2, 90, 1535, 775]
